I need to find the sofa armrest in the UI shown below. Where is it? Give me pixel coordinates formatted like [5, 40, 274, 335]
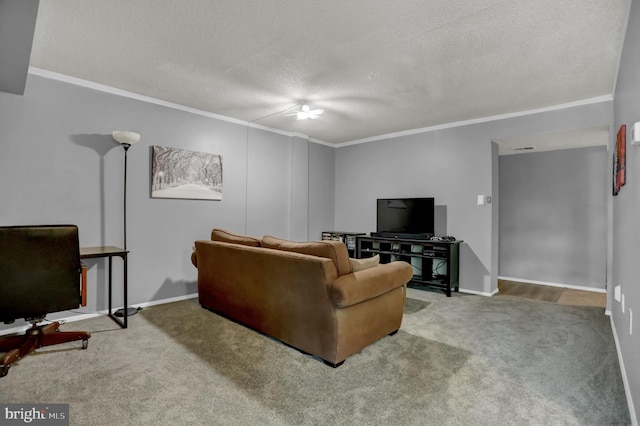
[191, 248, 198, 268]
[327, 261, 413, 308]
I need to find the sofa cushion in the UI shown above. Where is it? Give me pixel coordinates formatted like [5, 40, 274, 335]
[262, 235, 352, 276]
[349, 255, 380, 272]
[211, 228, 261, 247]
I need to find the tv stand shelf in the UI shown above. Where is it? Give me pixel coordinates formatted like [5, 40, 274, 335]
[322, 231, 365, 257]
[356, 235, 462, 297]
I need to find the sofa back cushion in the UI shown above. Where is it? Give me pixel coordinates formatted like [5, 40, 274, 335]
[262, 235, 351, 276]
[211, 228, 261, 247]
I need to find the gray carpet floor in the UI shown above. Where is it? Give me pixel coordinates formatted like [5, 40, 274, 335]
[0, 289, 631, 425]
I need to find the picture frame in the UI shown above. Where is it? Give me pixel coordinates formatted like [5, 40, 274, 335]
[151, 146, 223, 200]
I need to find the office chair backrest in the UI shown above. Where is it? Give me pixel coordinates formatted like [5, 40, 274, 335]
[0, 225, 82, 323]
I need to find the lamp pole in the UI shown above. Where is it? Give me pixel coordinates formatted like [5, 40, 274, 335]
[112, 131, 139, 249]
[122, 143, 130, 250]
[112, 131, 140, 320]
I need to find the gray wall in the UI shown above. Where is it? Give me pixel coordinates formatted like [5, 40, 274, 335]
[491, 142, 499, 292]
[0, 0, 38, 95]
[308, 142, 335, 239]
[246, 127, 291, 237]
[499, 146, 608, 289]
[335, 128, 495, 294]
[289, 136, 309, 241]
[334, 102, 613, 295]
[0, 73, 334, 330]
[612, 0, 640, 419]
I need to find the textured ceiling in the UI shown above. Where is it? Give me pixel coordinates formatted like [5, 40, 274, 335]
[29, 0, 629, 146]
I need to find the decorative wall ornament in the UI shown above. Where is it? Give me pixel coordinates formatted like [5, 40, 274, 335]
[151, 146, 223, 200]
[613, 125, 626, 196]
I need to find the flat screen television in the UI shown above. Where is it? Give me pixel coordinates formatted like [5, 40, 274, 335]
[376, 198, 435, 239]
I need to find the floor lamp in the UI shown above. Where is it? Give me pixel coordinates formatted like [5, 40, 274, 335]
[112, 131, 140, 318]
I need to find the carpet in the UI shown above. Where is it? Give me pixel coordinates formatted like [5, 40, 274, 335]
[0, 289, 630, 425]
[402, 297, 430, 314]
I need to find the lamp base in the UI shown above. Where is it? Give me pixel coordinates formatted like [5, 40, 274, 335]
[114, 307, 141, 317]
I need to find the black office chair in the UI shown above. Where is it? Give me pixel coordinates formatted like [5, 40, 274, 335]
[0, 225, 91, 377]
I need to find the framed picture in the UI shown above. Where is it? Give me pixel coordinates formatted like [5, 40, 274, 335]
[151, 146, 223, 200]
[613, 125, 626, 196]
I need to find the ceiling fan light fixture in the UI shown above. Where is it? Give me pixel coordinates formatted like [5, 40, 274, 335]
[294, 104, 323, 120]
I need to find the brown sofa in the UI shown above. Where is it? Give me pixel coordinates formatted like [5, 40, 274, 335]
[192, 229, 413, 367]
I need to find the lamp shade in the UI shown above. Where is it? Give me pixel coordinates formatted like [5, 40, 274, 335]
[112, 131, 141, 145]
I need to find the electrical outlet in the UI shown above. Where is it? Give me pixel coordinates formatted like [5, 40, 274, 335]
[614, 285, 621, 302]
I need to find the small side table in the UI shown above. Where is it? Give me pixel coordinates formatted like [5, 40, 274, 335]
[80, 246, 129, 329]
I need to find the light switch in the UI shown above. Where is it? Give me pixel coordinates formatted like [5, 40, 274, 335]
[477, 195, 486, 206]
[632, 122, 640, 145]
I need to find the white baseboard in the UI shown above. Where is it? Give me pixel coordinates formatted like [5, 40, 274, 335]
[126, 293, 198, 310]
[0, 293, 199, 337]
[498, 276, 607, 293]
[609, 315, 638, 426]
[459, 287, 499, 297]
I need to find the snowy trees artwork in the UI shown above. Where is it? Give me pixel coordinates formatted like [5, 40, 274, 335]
[151, 146, 223, 200]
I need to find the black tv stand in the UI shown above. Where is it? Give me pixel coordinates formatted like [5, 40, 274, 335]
[372, 232, 433, 240]
[357, 235, 461, 297]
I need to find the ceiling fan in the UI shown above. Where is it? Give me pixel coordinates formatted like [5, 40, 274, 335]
[285, 104, 324, 120]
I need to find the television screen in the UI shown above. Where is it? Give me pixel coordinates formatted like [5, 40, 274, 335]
[376, 198, 435, 237]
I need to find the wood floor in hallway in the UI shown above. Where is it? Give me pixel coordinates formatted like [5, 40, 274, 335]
[496, 279, 606, 308]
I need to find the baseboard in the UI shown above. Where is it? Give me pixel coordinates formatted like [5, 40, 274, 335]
[0, 293, 199, 337]
[498, 276, 607, 293]
[125, 292, 198, 310]
[609, 315, 638, 426]
[459, 287, 499, 297]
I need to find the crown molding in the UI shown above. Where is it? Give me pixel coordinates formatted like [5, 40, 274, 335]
[27, 67, 329, 144]
[29, 67, 612, 150]
[336, 94, 614, 148]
